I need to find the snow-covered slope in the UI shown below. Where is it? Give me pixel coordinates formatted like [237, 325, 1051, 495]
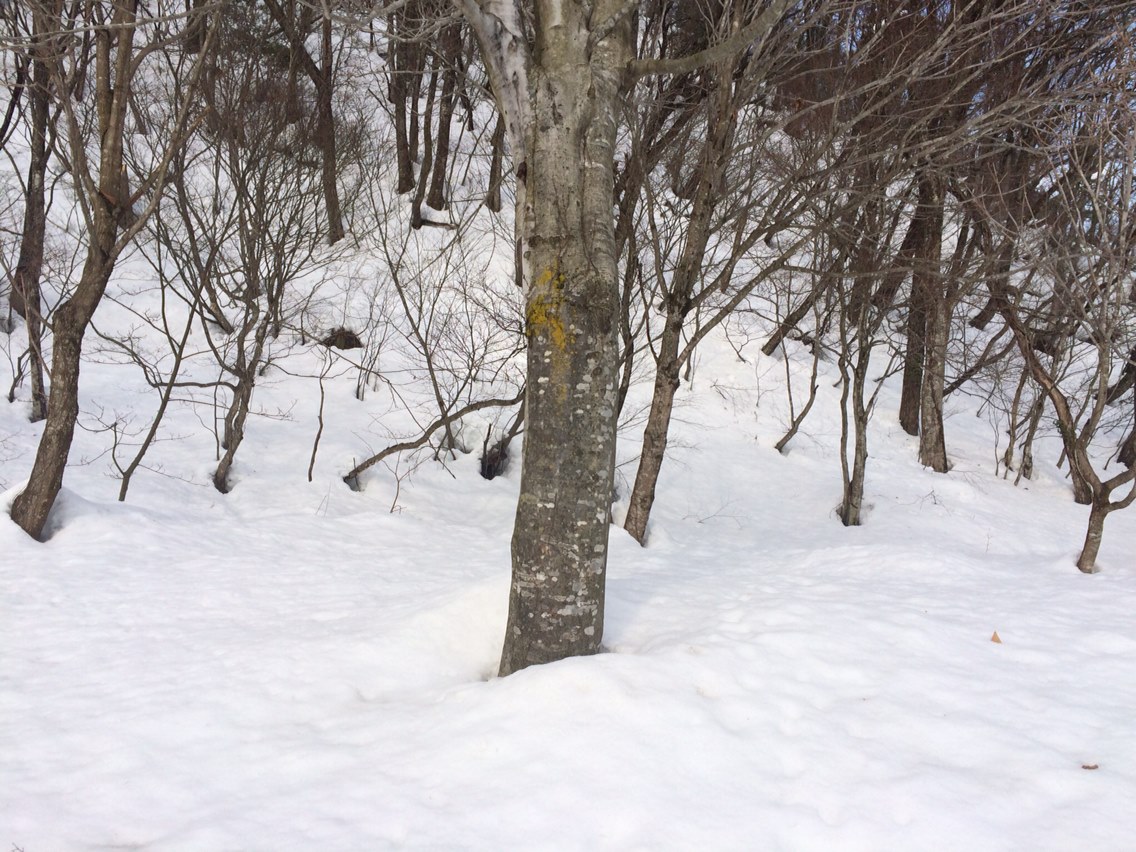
[3, 310, 1135, 849]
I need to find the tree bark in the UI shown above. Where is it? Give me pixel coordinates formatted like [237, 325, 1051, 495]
[840, 335, 872, 527]
[763, 286, 819, 357]
[390, 28, 417, 194]
[497, 1, 632, 676]
[898, 175, 936, 437]
[1120, 424, 1135, 470]
[11, 7, 53, 422]
[11, 241, 116, 539]
[623, 315, 681, 544]
[316, 12, 344, 243]
[1076, 501, 1108, 574]
[485, 113, 505, 212]
[916, 175, 948, 472]
[623, 63, 736, 545]
[410, 60, 439, 229]
[214, 316, 270, 493]
[10, 0, 135, 540]
[426, 22, 461, 211]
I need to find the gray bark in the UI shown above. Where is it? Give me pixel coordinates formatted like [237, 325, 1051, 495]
[498, 1, 632, 676]
[1076, 501, 1107, 574]
[458, 0, 632, 675]
[898, 176, 936, 437]
[916, 176, 948, 472]
[10, 0, 216, 539]
[12, 6, 53, 422]
[623, 316, 681, 545]
[11, 1, 136, 539]
[624, 68, 735, 545]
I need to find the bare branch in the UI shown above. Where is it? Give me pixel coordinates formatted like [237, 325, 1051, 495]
[629, 0, 794, 78]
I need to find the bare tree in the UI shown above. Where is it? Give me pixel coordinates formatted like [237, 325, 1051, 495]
[261, 0, 347, 243]
[342, 170, 524, 487]
[994, 94, 1136, 572]
[456, 0, 798, 674]
[7, 0, 63, 422]
[137, 8, 337, 494]
[622, 10, 835, 544]
[10, 0, 221, 540]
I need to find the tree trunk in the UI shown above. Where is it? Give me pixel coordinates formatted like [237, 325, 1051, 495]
[918, 292, 949, 471]
[317, 13, 344, 243]
[622, 66, 735, 545]
[1015, 397, 1045, 484]
[499, 4, 631, 677]
[840, 339, 871, 527]
[213, 318, 270, 494]
[426, 23, 460, 211]
[184, 0, 209, 53]
[1105, 346, 1135, 404]
[391, 45, 416, 193]
[898, 175, 937, 437]
[898, 294, 926, 433]
[1120, 423, 1135, 470]
[410, 61, 439, 229]
[916, 175, 948, 472]
[763, 286, 820, 357]
[1071, 465, 1094, 505]
[10, 0, 133, 540]
[11, 251, 115, 539]
[1076, 500, 1108, 574]
[624, 315, 682, 545]
[12, 14, 51, 422]
[485, 113, 505, 212]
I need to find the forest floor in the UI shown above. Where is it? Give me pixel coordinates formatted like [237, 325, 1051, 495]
[3, 320, 1135, 851]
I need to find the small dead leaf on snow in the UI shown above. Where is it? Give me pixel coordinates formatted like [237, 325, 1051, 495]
[991, 631, 1002, 644]
[1082, 764, 1100, 770]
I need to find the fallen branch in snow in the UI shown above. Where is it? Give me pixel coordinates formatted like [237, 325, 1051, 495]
[342, 388, 525, 490]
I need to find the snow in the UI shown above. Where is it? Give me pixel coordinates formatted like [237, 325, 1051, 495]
[3, 324, 1135, 850]
[3, 27, 1135, 845]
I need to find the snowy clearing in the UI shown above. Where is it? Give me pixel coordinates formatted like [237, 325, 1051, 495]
[3, 335, 1135, 850]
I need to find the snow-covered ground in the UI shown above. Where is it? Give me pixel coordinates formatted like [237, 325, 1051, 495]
[3, 316, 1135, 850]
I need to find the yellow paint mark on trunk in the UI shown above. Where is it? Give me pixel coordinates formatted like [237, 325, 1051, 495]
[527, 264, 573, 403]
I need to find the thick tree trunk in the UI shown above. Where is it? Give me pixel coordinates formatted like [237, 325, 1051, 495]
[391, 56, 415, 193]
[1070, 466, 1094, 506]
[918, 293, 949, 471]
[11, 251, 114, 539]
[1076, 501, 1108, 574]
[499, 4, 631, 676]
